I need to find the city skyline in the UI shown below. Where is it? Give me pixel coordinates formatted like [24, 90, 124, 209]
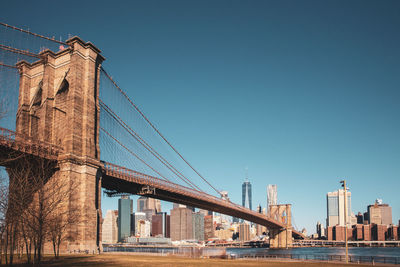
[1, 0, 399, 234]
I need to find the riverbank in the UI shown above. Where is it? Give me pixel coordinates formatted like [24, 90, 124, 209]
[0, 254, 389, 267]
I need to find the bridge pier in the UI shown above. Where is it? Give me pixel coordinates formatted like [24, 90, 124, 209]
[269, 228, 293, 249]
[268, 204, 293, 248]
[53, 161, 102, 253]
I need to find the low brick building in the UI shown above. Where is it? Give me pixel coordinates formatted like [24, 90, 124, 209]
[371, 224, 387, 241]
[353, 224, 363, 240]
[387, 225, 398, 240]
[327, 226, 333, 241]
[363, 224, 371, 241]
[334, 226, 345, 241]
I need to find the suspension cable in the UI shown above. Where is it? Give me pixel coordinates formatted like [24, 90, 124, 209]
[100, 100, 203, 192]
[101, 67, 221, 196]
[0, 44, 41, 58]
[0, 62, 17, 69]
[100, 127, 172, 183]
[0, 22, 68, 45]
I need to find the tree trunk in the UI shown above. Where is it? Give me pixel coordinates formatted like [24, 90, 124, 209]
[33, 243, 37, 264]
[9, 222, 16, 266]
[57, 234, 61, 258]
[52, 236, 57, 258]
[0, 229, 3, 265]
[4, 225, 8, 265]
[23, 237, 31, 264]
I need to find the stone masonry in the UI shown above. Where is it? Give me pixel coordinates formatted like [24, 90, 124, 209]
[268, 204, 292, 248]
[15, 36, 104, 253]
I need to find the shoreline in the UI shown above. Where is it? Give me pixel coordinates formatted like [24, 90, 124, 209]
[1, 254, 393, 267]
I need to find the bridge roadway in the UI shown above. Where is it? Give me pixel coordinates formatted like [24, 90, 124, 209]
[0, 127, 304, 239]
[102, 161, 304, 239]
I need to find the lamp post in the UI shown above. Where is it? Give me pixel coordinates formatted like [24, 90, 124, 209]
[340, 179, 348, 264]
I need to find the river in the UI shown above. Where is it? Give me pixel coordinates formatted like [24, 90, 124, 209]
[226, 246, 400, 258]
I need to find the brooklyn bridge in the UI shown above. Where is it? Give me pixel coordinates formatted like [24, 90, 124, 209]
[0, 22, 304, 253]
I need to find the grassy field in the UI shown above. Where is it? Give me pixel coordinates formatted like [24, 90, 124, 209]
[0, 254, 385, 267]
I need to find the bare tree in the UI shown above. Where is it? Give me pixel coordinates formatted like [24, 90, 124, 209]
[0, 175, 8, 265]
[46, 172, 79, 258]
[5, 156, 71, 264]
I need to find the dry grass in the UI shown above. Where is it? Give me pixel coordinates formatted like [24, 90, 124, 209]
[0, 254, 386, 267]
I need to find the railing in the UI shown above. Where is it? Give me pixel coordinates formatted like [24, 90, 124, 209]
[102, 161, 296, 232]
[0, 127, 63, 159]
[235, 253, 400, 264]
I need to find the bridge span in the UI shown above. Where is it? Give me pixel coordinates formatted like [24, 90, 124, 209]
[0, 23, 304, 254]
[102, 161, 304, 239]
[0, 127, 304, 241]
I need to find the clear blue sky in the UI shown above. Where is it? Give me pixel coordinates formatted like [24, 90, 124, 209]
[2, 0, 399, 234]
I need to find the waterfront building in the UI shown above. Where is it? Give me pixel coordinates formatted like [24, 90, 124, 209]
[387, 225, 398, 240]
[152, 212, 170, 238]
[371, 224, 387, 241]
[242, 178, 252, 211]
[137, 219, 151, 237]
[353, 224, 363, 240]
[368, 200, 392, 225]
[363, 224, 371, 241]
[133, 212, 146, 236]
[333, 225, 345, 241]
[326, 226, 333, 240]
[267, 184, 277, 214]
[238, 222, 251, 241]
[170, 206, 193, 241]
[126, 236, 171, 245]
[215, 229, 234, 240]
[316, 221, 325, 239]
[118, 196, 133, 242]
[102, 210, 118, 244]
[326, 189, 354, 227]
[193, 212, 205, 241]
[204, 215, 214, 240]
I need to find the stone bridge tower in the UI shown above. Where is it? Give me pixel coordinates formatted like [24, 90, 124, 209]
[15, 37, 104, 253]
[268, 204, 292, 248]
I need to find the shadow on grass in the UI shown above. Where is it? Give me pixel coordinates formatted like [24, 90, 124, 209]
[0, 255, 114, 267]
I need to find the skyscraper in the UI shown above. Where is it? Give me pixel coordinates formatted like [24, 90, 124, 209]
[152, 212, 170, 238]
[118, 196, 133, 242]
[238, 222, 251, 241]
[102, 210, 118, 244]
[132, 212, 146, 236]
[326, 189, 352, 227]
[137, 197, 147, 212]
[242, 178, 252, 210]
[368, 200, 392, 225]
[192, 212, 205, 241]
[137, 197, 161, 213]
[267, 184, 277, 214]
[170, 206, 193, 241]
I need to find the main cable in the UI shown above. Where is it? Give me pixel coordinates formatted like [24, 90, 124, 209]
[101, 67, 221, 197]
[100, 100, 203, 192]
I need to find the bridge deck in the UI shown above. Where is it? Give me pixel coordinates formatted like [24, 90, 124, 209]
[101, 161, 304, 238]
[0, 127, 61, 162]
[0, 127, 304, 239]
